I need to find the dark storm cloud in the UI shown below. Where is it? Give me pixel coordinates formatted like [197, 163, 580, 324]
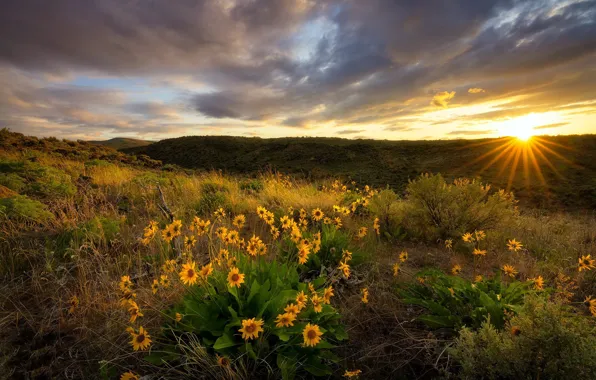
[0, 0, 595, 138]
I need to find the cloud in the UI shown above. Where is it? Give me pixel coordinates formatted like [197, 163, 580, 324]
[447, 129, 496, 135]
[336, 129, 364, 135]
[0, 0, 595, 139]
[431, 91, 456, 108]
[534, 122, 570, 130]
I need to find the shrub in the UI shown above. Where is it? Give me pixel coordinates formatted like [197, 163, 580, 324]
[0, 159, 76, 199]
[399, 269, 531, 332]
[195, 181, 231, 215]
[150, 256, 346, 379]
[449, 296, 596, 379]
[400, 174, 518, 241]
[0, 195, 54, 223]
[240, 178, 264, 193]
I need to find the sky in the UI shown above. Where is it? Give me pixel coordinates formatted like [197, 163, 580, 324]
[1, 0, 595, 141]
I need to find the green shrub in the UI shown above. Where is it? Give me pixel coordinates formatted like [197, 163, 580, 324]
[151, 256, 346, 379]
[195, 181, 231, 215]
[399, 269, 531, 332]
[449, 296, 596, 379]
[240, 178, 264, 193]
[55, 216, 122, 256]
[0, 159, 76, 199]
[400, 174, 518, 241]
[0, 195, 54, 223]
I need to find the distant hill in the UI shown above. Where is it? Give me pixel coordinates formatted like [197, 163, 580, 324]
[89, 137, 153, 150]
[124, 134, 596, 210]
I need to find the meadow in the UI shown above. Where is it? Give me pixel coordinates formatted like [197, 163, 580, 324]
[2, 128, 596, 379]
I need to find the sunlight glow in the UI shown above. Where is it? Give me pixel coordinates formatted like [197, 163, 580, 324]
[497, 113, 557, 141]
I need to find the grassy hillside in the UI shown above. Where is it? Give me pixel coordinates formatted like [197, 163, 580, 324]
[2, 130, 596, 379]
[126, 135, 596, 210]
[89, 137, 153, 150]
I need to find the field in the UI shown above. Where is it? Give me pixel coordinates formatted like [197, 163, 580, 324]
[2, 128, 596, 379]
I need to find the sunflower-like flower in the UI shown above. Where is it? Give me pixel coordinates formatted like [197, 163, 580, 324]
[170, 220, 183, 236]
[120, 371, 139, 380]
[399, 251, 408, 262]
[162, 226, 175, 242]
[238, 318, 264, 340]
[161, 259, 177, 273]
[280, 215, 292, 230]
[531, 275, 544, 290]
[227, 267, 245, 288]
[445, 239, 453, 249]
[333, 217, 343, 229]
[213, 208, 226, 219]
[339, 261, 351, 278]
[373, 218, 380, 235]
[474, 275, 483, 283]
[578, 255, 596, 272]
[474, 230, 486, 241]
[451, 264, 462, 275]
[357, 227, 368, 239]
[323, 286, 334, 304]
[175, 312, 182, 322]
[343, 369, 362, 378]
[200, 263, 214, 278]
[184, 235, 197, 250]
[256, 206, 267, 218]
[311, 294, 323, 313]
[298, 246, 310, 265]
[462, 232, 474, 243]
[191, 217, 211, 236]
[151, 279, 159, 294]
[361, 288, 369, 304]
[584, 296, 596, 316]
[284, 303, 300, 315]
[179, 261, 199, 285]
[128, 300, 143, 323]
[232, 214, 246, 229]
[502, 264, 518, 278]
[120, 275, 133, 292]
[275, 312, 297, 328]
[302, 323, 323, 347]
[393, 263, 401, 277]
[217, 355, 231, 367]
[311, 208, 324, 221]
[129, 326, 152, 351]
[68, 295, 79, 314]
[507, 239, 523, 252]
[296, 291, 308, 307]
[473, 248, 487, 256]
[299, 208, 307, 219]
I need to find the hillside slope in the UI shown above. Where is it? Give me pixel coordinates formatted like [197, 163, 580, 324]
[89, 137, 153, 150]
[125, 135, 596, 210]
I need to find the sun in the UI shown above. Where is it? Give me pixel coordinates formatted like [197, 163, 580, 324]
[515, 125, 534, 141]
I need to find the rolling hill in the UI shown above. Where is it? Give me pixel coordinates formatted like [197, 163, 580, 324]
[89, 137, 153, 150]
[125, 134, 596, 210]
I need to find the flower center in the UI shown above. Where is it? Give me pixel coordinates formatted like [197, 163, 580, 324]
[136, 334, 145, 343]
[245, 324, 255, 333]
[231, 274, 239, 282]
[187, 269, 195, 277]
[307, 330, 317, 339]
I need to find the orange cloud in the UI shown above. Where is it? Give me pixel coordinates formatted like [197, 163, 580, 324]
[431, 91, 455, 108]
[468, 87, 486, 94]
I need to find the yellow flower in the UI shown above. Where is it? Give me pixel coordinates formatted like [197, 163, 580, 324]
[339, 261, 351, 278]
[462, 232, 474, 243]
[175, 312, 182, 322]
[129, 326, 152, 351]
[213, 208, 226, 219]
[128, 300, 143, 323]
[275, 312, 297, 328]
[393, 263, 401, 277]
[120, 275, 133, 292]
[357, 227, 368, 238]
[474, 275, 483, 283]
[361, 288, 369, 304]
[311, 294, 323, 313]
[120, 371, 139, 380]
[227, 267, 245, 288]
[445, 239, 453, 249]
[298, 246, 310, 264]
[215, 227, 228, 241]
[578, 255, 596, 272]
[162, 226, 175, 242]
[296, 291, 308, 307]
[303, 323, 323, 347]
[280, 215, 292, 230]
[343, 369, 362, 378]
[151, 279, 159, 294]
[451, 264, 462, 275]
[285, 303, 300, 315]
[373, 217, 380, 235]
[179, 261, 199, 285]
[510, 326, 521, 336]
[584, 296, 596, 316]
[68, 295, 79, 314]
[507, 239, 523, 252]
[531, 275, 544, 290]
[160, 274, 171, 288]
[200, 263, 214, 278]
[323, 217, 332, 225]
[217, 355, 231, 367]
[299, 208, 307, 219]
[270, 226, 280, 239]
[264, 212, 275, 225]
[323, 286, 334, 304]
[162, 259, 177, 273]
[417, 276, 425, 284]
[232, 214, 246, 229]
[170, 219, 183, 236]
[312, 208, 324, 221]
[191, 217, 211, 236]
[399, 251, 408, 262]
[239, 318, 264, 340]
[502, 264, 518, 278]
[448, 287, 455, 296]
[333, 217, 343, 229]
[308, 282, 315, 293]
[473, 248, 487, 256]
[256, 206, 267, 218]
[184, 235, 196, 250]
[474, 230, 486, 241]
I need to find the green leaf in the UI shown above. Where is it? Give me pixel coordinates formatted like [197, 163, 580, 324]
[213, 330, 238, 351]
[304, 356, 332, 376]
[247, 280, 260, 304]
[417, 314, 457, 329]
